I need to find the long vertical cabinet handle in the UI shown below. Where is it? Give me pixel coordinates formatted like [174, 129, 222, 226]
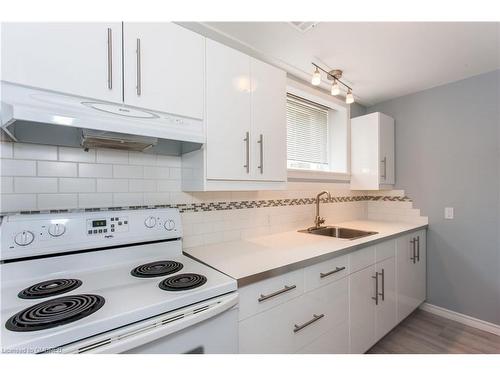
[416, 236, 420, 262]
[107, 28, 113, 89]
[410, 238, 416, 264]
[243, 132, 250, 173]
[381, 156, 387, 181]
[257, 134, 264, 174]
[372, 272, 379, 305]
[378, 269, 385, 301]
[136, 38, 142, 96]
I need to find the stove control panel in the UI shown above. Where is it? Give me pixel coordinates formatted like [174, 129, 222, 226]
[1, 208, 182, 261]
[86, 216, 129, 236]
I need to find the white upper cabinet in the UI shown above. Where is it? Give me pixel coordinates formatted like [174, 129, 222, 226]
[205, 39, 252, 181]
[350, 112, 395, 190]
[250, 58, 287, 182]
[1, 23, 123, 103]
[122, 23, 205, 119]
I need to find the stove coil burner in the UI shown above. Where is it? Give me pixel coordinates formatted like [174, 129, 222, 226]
[159, 273, 207, 291]
[131, 260, 183, 278]
[18, 279, 83, 299]
[5, 294, 105, 332]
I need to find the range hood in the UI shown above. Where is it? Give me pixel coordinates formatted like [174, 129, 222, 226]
[0, 82, 204, 155]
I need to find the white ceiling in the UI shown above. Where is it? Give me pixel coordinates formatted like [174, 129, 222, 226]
[188, 22, 499, 106]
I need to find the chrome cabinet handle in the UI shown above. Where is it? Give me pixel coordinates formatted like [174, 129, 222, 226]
[258, 284, 296, 302]
[372, 272, 379, 305]
[107, 28, 113, 90]
[257, 134, 264, 174]
[243, 131, 250, 173]
[293, 314, 325, 333]
[410, 237, 416, 264]
[320, 266, 346, 279]
[381, 156, 387, 180]
[378, 268, 385, 301]
[136, 38, 142, 96]
[416, 236, 420, 262]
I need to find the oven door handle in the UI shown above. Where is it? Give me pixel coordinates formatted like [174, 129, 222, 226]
[60, 293, 239, 354]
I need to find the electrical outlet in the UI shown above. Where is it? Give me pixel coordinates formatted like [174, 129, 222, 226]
[444, 207, 454, 220]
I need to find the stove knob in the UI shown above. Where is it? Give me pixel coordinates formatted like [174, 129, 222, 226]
[14, 230, 35, 246]
[144, 216, 157, 228]
[48, 223, 66, 237]
[164, 219, 175, 231]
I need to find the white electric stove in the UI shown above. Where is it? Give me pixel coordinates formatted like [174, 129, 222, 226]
[0, 208, 238, 354]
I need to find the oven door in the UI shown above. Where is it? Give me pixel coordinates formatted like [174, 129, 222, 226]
[60, 293, 238, 354]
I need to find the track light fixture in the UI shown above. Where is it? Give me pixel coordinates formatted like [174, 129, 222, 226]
[311, 63, 355, 104]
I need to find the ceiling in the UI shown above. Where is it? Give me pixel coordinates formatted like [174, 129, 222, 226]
[185, 22, 499, 106]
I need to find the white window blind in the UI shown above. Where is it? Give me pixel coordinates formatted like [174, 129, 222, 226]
[286, 95, 329, 166]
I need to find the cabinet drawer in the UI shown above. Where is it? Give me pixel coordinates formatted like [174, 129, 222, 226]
[239, 278, 348, 353]
[296, 323, 349, 354]
[375, 239, 396, 262]
[304, 255, 349, 292]
[238, 268, 304, 321]
[349, 245, 376, 273]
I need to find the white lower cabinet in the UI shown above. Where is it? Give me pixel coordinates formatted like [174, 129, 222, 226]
[238, 230, 426, 354]
[396, 230, 427, 321]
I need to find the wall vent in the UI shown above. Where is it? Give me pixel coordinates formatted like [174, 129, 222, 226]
[289, 22, 318, 33]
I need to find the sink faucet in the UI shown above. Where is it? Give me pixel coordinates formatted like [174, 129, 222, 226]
[313, 191, 331, 229]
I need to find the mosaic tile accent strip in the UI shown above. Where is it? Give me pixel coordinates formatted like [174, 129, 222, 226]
[4, 195, 412, 216]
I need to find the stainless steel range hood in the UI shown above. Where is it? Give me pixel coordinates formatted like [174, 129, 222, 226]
[1, 82, 205, 156]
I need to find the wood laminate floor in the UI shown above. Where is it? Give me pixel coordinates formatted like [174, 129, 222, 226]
[367, 309, 500, 354]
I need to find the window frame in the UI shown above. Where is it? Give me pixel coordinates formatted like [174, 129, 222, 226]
[286, 79, 351, 182]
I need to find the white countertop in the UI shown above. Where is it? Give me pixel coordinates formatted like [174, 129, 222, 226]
[184, 220, 427, 286]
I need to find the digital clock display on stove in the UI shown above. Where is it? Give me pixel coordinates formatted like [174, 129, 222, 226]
[92, 220, 107, 228]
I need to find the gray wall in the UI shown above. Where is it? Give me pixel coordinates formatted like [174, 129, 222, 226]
[368, 70, 500, 325]
[350, 102, 367, 118]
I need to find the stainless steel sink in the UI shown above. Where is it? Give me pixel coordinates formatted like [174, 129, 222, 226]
[298, 226, 378, 240]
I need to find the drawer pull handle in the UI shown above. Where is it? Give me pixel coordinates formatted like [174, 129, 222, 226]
[320, 266, 346, 278]
[258, 284, 296, 302]
[293, 314, 325, 333]
[372, 272, 379, 305]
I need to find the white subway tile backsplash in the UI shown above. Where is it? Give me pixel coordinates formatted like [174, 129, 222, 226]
[59, 147, 96, 163]
[144, 166, 169, 179]
[79, 163, 113, 178]
[157, 179, 181, 192]
[144, 192, 170, 205]
[1, 177, 14, 193]
[78, 193, 113, 208]
[38, 194, 77, 210]
[13, 143, 57, 160]
[113, 165, 143, 179]
[129, 179, 157, 192]
[157, 155, 181, 168]
[1, 160, 36, 176]
[14, 177, 58, 193]
[96, 149, 129, 164]
[168, 168, 182, 180]
[59, 178, 95, 193]
[0, 142, 13, 158]
[38, 161, 77, 177]
[96, 179, 128, 193]
[129, 152, 157, 166]
[113, 192, 143, 206]
[1, 194, 37, 212]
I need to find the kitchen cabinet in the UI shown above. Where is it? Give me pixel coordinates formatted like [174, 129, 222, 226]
[1, 23, 123, 103]
[182, 39, 287, 191]
[350, 112, 395, 190]
[122, 23, 205, 120]
[396, 230, 427, 321]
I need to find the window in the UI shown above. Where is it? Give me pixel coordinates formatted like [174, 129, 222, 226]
[286, 94, 330, 171]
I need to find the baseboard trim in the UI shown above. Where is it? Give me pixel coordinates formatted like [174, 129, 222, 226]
[419, 303, 500, 336]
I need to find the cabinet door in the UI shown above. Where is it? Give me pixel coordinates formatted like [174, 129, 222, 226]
[123, 23, 204, 119]
[378, 112, 395, 185]
[396, 231, 426, 321]
[250, 58, 287, 182]
[1, 23, 122, 102]
[349, 265, 377, 353]
[205, 39, 251, 180]
[375, 256, 397, 340]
